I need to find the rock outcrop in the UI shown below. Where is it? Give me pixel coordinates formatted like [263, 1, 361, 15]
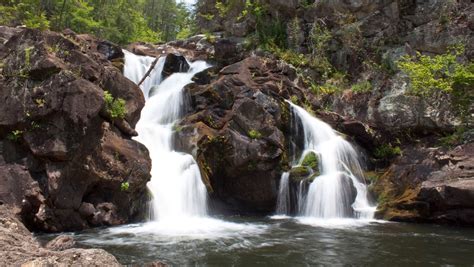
[0, 28, 151, 232]
[174, 56, 304, 213]
[373, 142, 474, 226]
[0, 205, 121, 266]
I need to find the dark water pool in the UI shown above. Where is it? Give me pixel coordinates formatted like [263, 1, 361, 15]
[39, 216, 474, 266]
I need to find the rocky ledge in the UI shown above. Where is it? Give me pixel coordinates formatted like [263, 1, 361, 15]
[0, 204, 121, 266]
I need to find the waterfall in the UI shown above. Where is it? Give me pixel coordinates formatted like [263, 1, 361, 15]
[279, 101, 375, 220]
[275, 172, 290, 215]
[123, 50, 210, 220]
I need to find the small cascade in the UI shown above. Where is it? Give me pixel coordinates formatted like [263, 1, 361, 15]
[123, 50, 211, 220]
[276, 101, 375, 220]
[275, 172, 290, 215]
[123, 50, 166, 100]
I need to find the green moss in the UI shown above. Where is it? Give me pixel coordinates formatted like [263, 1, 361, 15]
[289, 166, 311, 182]
[301, 152, 319, 171]
[104, 90, 126, 119]
[248, 129, 262, 139]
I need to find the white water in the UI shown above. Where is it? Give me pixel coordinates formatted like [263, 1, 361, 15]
[278, 102, 375, 221]
[123, 50, 268, 237]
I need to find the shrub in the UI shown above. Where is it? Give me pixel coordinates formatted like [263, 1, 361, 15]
[104, 91, 126, 119]
[351, 80, 372, 93]
[397, 45, 474, 96]
[120, 182, 129, 191]
[7, 130, 23, 142]
[374, 144, 402, 159]
[248, 129, 262, 139]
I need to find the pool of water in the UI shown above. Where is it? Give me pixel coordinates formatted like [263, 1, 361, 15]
[40, 216, 474, 266]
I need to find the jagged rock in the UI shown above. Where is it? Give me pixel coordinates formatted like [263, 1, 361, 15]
[161, 53, 190, 79]
[373, 142, 474, 225]
[175, 56, 306, 213]
[0, 28, 151, 232]
[0, 205, 121, 266]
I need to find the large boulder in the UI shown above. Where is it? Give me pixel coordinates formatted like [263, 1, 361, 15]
[0, 28, 151, 232]
[175, 56, 306, 214]
[373, 142, 474, 225]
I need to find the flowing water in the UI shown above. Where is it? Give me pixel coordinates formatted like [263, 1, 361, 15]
[39, 218, 474, 266]
[276, 103, 375, 219]
[65, 51, 474, 265]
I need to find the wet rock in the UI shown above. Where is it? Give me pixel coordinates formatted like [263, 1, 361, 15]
[0, 205, 121, 266]
[45, 235, 76, 251]
[162, 53, 190, 79]
[176, 56, 306, 214]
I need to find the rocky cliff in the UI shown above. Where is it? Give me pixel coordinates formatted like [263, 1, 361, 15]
[0, 28, 152, 232]
[184, 0, 474, 224]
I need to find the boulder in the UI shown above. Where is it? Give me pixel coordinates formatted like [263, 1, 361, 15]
[373, 142, 474, 225]
[161, 53, 190, 79]
[175, 56, 306, 214]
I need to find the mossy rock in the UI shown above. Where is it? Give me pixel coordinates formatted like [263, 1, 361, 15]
[301, 151, 319, 172]
[289, 166, 311, 182]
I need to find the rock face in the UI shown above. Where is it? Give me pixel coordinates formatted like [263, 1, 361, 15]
[373, 142, 474, 225]
[175, 56, 305, 213]
[0, 28, 151, 232]
[0, 205, 121, 266]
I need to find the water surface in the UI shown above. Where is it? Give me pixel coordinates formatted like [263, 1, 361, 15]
[42, 217, 474, 266]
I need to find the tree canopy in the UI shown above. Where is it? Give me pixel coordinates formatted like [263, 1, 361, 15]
[0, 0, 195, 44]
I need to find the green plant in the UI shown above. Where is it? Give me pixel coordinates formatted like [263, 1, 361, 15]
[35, 98, 46, 107]
[438, 127, 467, 147]
[104, 91, 127, 119]
[351, 80, 372, 93]
[290, 95, 298, 103]
[374, 144, 402, 159]
[248, 129, 262, 139]
[120, 181, 129, 191]
[7, 130, 23, 142]
[397, 45, 474, 96]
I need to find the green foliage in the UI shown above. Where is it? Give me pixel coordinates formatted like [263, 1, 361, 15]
[0, 0, 193, 44]
[311, 72, 347, 95]
[351, 80, 372, 93]
[248, 129, 262, 139]
[7, 130, 23, 142]
[439, 127, 468, 147]
[120, 181, 130, 191]
[397, 45, 474, 96]
[374, 144, 402, 159]
[104, 91, 126, 120]
[290, 95, 298, 103]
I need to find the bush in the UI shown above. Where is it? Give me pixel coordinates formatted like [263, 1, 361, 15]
[351, 80, 372, 93]
[248, 129, 262, 139]
[104, 91, 126, 119]
[374, 144, 402, 159]
[120, 182, 129, 191]
[397, 45, 474, 96]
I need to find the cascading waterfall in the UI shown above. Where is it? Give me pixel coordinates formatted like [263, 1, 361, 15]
[277, 101, 375, 221]
[123, 50, 210, 220]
